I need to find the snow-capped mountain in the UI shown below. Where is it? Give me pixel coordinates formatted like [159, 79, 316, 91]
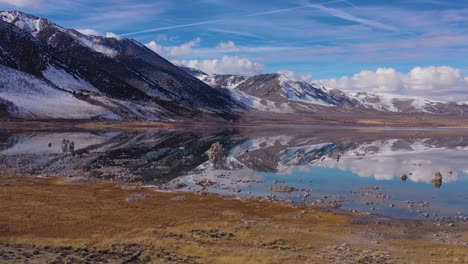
[1, 11, 467, 121]
[181, 66, 468, 115]
[181, 66, 342, 113]
[344, 92, 465, 114]
[0, 11, 240, 120]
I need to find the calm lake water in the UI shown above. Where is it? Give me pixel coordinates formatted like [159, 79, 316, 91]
[1, 127, 467, 221]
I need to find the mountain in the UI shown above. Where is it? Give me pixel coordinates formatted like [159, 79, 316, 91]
[1, 11, 466, 122]
[344, 92, 466, 114]
[181, 66, 342, 113]
[0, 11, 240, 121]
[181, 66, 468, 116]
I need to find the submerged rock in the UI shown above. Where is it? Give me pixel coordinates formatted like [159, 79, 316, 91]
[270, 186, 296, 193]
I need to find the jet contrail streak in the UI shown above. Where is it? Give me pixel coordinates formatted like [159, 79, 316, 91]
[121, 0, 347, 36]
[121, 20, 221, 36]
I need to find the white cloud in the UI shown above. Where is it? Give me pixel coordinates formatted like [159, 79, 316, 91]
[277, 70, 313, 82]
[76, 30, 121, 40]
[216, 41, 238, 51]
[76, 29, 102, 36]
[145, 38, 201, 57]
[105, 32, 121, 39]
[174, 56, 264, 76]
[0, 0, 41, 7]
[319, 66, 468, 101]
[405, 66, 465, 91]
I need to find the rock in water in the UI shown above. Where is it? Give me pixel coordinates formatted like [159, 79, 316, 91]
[206, 142, 226, 169]
[432, 171, 443, 189]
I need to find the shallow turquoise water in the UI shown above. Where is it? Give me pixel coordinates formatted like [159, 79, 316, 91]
[0, 127, 467, 221]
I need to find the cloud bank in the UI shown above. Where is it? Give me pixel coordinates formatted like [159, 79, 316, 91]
[76, 29, 121, 39]
[174, 56, 264, 76]
[319, 66, 468, 101]
[146, 38, 201, 57]
[0, 0, 40, 7]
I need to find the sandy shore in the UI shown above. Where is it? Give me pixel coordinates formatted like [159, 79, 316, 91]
[0, 175, 467, 263]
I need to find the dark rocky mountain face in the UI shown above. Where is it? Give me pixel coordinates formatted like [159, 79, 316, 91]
[0, 11, 240, 120]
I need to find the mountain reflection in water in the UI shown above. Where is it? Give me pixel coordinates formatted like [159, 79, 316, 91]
[0, 127, 467, 220]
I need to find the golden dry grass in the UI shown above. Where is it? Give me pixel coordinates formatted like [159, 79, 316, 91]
[0, 175, 467, 263]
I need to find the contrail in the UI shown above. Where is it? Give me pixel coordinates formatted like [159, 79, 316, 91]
[121, 0, 347, 36]
[121, 20, 221, 36]
[325, 0, 418, 36]
[247, 0, 345, 17]
[308, 4, 399, 31]
[341, 0, 357, 8]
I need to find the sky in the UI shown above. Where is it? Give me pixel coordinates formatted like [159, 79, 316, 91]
[1, 0, 468, 100]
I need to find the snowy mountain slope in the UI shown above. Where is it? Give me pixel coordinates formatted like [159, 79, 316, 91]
[182, 65, 468, 116]
[0, 11, 240, 120]
[277, 75, 338, 106]
[181, 68, 341, 113]
[347, 92, 437, 113]
[42, 65, 100, 94]
[1, 10, 466, 121]
[234, 74, 338, 107]
[0, 65, 115, 119]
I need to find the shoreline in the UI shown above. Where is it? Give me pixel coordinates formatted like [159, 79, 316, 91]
[3, 119, 468, 132]
[1, 175, 467, 263]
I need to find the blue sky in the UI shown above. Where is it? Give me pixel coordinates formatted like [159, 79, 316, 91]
[1, 0, 468, 100]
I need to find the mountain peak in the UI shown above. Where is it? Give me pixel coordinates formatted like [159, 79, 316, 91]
[0, 10, 55, 37]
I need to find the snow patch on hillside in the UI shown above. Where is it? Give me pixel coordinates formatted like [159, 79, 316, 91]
[278, 75, 337, 106]
[0, 11, 46, 37]
[225, 89, 293, 113]
[42, 65, 100, 93]
[68, 31, 118, 58]
[347, 92, 437, 113]
[0, 65, 116, 119]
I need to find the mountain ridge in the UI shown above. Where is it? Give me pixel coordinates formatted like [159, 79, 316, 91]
[0, 10, 241, 121]
[180, 65, 468, 116]
[1, 11, 467, 122]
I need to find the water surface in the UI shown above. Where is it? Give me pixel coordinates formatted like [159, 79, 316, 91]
[1, 127, 467, 221]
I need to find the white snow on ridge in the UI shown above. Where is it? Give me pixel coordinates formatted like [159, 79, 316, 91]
[348, 92, 436, 113]
[349, 92, 399, 112]
[0, 11, 46, 37]
[195, 73, 293, 113]
[201, 75, 247, 89]
[227, 89, 293, 113]
[68, 31, 118, 58]
[0, 65, 116, 119]
[0, 11, 118, 58]
[42, 65, 100, 94]
[278, 75, 336, 106]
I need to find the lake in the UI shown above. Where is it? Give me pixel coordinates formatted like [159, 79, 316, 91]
[1, 126, 467, 221]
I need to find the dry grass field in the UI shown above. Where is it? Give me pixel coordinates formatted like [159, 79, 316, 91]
[0, 176, 467, 263]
